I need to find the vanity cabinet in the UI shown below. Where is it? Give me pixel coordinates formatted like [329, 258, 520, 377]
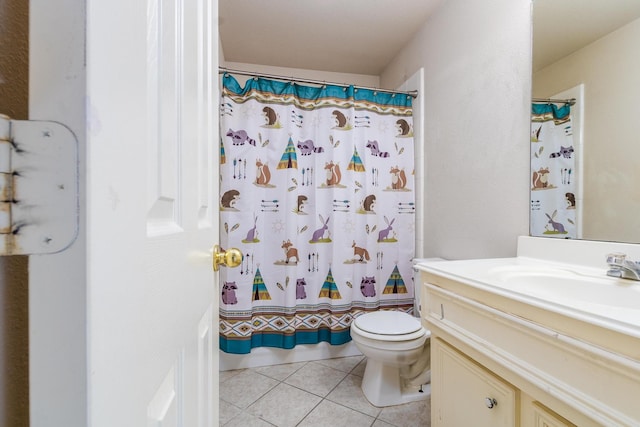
[420, 269, 638, 427]
[432, 337, 576, 427]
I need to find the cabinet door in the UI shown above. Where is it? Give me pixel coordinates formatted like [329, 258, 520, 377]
[521, 398, 577, 427]
[432, 338, 517, 427]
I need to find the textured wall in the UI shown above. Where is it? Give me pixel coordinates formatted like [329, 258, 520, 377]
[381, 0, 532, 260]
[0, 0, 30, 425]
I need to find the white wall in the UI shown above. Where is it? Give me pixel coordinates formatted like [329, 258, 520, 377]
[221, 37, 381, 88]
[221, 61, 380, 89]
[381, 0, 532, 260]
[533, 18, 640, 243]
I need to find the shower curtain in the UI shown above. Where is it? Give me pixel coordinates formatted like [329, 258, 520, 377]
[219, 74, 416, 354]
[530, 102, 576, 238]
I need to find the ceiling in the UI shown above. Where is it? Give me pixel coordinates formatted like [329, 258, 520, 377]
[219, 0, 640, 77]
[533, 0, 640, 72]
[218, 0, 443, 75]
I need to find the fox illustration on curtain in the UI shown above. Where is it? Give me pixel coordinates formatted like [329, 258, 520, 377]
[219, 74, 416, 354]
[530, 102, 576, 239]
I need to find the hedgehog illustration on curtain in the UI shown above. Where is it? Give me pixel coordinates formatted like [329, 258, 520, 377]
[331, 110, 352, 130]
[382, 265, 408, 294]
[261, 106, 282, 128]
[277, 136, 298, 169]
[318, 268, 341, 299]
[251, 268, 271, 301]
[395, 119, 413, 138]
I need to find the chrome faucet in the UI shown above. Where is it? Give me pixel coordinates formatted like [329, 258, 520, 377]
[606, 253, 640, 281]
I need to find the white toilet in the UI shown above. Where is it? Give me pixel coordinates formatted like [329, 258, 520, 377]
[350, 310, 431, 407]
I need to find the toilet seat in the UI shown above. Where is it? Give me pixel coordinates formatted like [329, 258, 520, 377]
[352, 311, 427, 342]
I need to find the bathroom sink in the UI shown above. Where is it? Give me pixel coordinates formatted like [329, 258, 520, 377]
[484, 263, 640, 321]
[486, 264, 582, 282]
[418, 256, 640, 331]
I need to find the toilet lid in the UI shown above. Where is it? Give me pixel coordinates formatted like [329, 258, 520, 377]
[354, 311, 422, 335]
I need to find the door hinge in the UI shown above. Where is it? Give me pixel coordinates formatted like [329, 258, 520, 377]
[0, 114, 78, 255]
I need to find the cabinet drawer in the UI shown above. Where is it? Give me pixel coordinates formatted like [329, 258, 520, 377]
[432, 338, 517, 427]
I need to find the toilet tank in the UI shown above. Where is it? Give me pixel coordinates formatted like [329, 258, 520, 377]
[412, 258, 445, 318]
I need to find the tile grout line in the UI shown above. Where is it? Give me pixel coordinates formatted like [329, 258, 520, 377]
[222, 368, 282, 411]
[220, 356, 410, 427]
[316, 373, 382, 427]
[293, 360, 379, 427]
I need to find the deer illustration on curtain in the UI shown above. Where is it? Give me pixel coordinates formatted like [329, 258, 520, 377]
[530, 102, 577, 239]
[219, 74, 415, 354]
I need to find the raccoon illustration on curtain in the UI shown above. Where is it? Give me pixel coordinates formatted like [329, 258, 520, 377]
[219, 73, 416, 354]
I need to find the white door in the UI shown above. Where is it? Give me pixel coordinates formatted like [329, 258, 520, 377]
[28, 0, 221, 426]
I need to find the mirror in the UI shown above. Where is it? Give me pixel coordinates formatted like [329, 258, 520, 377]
[532, 0, 640, 243]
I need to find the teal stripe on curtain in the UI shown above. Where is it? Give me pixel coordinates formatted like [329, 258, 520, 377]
[222, 74, 413, 109]
[531, 102, 571, 119]
[220, 329, 352, 354]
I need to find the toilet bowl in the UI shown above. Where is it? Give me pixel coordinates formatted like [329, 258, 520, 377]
[350, 310, 431, 407]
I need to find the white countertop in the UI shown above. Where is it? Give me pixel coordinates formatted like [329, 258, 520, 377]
[416, 256, 640, 340]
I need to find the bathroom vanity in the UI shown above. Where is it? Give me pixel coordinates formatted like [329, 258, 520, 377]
[416, 237, 640, 427]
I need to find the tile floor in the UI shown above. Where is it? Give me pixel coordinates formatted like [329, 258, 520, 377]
[219, 355, 431, 427]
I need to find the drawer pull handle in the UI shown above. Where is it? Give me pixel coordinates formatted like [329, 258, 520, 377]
[485, 397, 497, 409]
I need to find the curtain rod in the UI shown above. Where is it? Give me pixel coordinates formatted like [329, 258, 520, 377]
[219, 67, 418, 99]
[532, 97, 576, 106]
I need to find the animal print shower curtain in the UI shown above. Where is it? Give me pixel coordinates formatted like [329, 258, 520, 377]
[219, 74, 416, 354]
[530, 102, 577, 239]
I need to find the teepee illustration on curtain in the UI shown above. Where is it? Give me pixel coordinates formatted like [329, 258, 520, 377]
[220, 137, 226, 165]
[277, 136, 298, 169]
[382, 265, 408, 294]
[318, 268, 342, 299]
[252, 268, 271, 301]
[347, 148, 365, 172]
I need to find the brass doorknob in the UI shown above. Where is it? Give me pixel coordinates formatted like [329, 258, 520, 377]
[212, 245, 243, 271]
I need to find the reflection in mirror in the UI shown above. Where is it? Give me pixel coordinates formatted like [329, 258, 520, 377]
[532, 0, 640, 243]
[530, 95, 579, 240]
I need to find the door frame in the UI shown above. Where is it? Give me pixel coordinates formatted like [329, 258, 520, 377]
[29, 1, 88, 425]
